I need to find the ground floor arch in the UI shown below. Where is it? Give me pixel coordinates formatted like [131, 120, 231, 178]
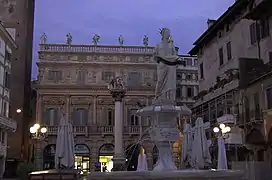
[42, 143, 90, 172]
[43, 144, 56, 170]
[98, 143, 114, 172]
[74, 144, 90, 174]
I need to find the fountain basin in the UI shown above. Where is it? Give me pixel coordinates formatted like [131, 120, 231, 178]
[87, 170, 244, 180]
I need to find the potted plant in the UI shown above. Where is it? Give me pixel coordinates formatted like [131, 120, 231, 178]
[16, 162, 37, 180]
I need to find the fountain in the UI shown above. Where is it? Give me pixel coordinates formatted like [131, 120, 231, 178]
[87, 28, 243, 180]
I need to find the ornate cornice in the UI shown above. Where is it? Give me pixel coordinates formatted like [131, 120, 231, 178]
[43, 96, 65, 105]
[71, 96, 93, 105]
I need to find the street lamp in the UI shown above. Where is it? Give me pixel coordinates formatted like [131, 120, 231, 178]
[213, 123, 231, 138]
[16, 108, 22, 113]
[29, 123, 47, 140]
[29, 123, 47, 163]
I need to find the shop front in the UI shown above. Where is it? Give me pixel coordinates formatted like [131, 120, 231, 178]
[74, 144, 90, 175]
[99, 144, 114, 172]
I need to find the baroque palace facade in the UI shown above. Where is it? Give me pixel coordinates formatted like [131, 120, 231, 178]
[34, 38, 198, 172]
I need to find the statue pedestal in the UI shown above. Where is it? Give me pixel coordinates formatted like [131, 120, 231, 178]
[137, 101, 185, 171]
[112, 156, 126, 171]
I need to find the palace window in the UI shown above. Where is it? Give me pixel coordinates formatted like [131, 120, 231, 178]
[107, 108, 114, 126]
[184, 58, 192, 66]
[73, 108, 88, 126]
[226, 41, 232, 60]
[219, 47, 224, 66]
[187, 87, 193, 97]
[260, 17, 270, 39]
[199, 63, 204, 79]
[128, 72, 141, 87]
[77, 71, 87, 84]
[44, 108, 59, 125]
[102, 71, 115, 82]
[129, 109, 139, 126]
[48, 70, 62, 82]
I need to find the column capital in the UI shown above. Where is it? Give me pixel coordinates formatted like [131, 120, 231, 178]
[110, 89, 126, 102]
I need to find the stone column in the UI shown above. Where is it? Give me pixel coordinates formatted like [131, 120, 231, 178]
[108, 78, 126, 171]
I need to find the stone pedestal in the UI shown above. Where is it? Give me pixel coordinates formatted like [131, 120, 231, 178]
[137, 100, 182, 171]
[109, 87, 126, 171]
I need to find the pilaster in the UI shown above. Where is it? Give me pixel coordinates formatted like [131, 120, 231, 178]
[36, 93, 42, 123]
[93, 96, 97, 124]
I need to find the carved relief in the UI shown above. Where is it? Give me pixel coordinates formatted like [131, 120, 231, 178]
[87, 71, 97, 83]
[43, 97, 65, 105]
[71, 96, 92, 105]
[38, 53, 45, 60]
[97, 98, 114, 105]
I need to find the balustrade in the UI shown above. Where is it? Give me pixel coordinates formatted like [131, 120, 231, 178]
[39, 44, 154, 54]
[0, 115, 17, 132]
[45, 125, 145, 136]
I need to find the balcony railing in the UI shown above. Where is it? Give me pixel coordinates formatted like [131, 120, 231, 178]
[46, 125, 89, 135]
[45, 125, 148, 136]
[0, 115, 17, 132]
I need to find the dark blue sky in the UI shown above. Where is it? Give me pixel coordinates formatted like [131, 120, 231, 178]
[32, 0, 235, 79]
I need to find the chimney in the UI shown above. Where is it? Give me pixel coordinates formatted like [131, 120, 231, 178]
[207, 19, 216, 28]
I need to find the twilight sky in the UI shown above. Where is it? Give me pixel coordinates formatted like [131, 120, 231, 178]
[32, 0, 235, 79]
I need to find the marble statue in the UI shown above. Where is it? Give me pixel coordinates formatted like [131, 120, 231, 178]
[92, 34, 100, 45]
[118, 35, 124, 46]
[108, 76, 125, 90]
[40, 33, 47, 44]
[143, 35, 149, 47]
[66, 33, 72, 45]
[154, 28, 182, 102]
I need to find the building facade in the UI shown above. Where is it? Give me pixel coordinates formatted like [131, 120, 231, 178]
[189, 0, 272, 164]
[0, 22, 17, 178]
[176, 55, 198, 109]
[0, 0, 35, 161]
[35, 43, 157, 171]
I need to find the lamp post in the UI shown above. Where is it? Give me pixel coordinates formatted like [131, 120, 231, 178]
[213, 123, 231, 138]
[29, 123, 47, 164]
[213, 123, 231, 170]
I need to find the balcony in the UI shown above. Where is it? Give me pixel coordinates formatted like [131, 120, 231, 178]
[0, 115, 17, 132]
[46, 125, 89, 136]
[245, 0, 272, 20]
[45, 125, 146, 137]
[100, 126, 114, 136]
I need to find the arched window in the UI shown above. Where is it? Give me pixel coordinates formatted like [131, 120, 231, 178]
[128, 109, 139, 126]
